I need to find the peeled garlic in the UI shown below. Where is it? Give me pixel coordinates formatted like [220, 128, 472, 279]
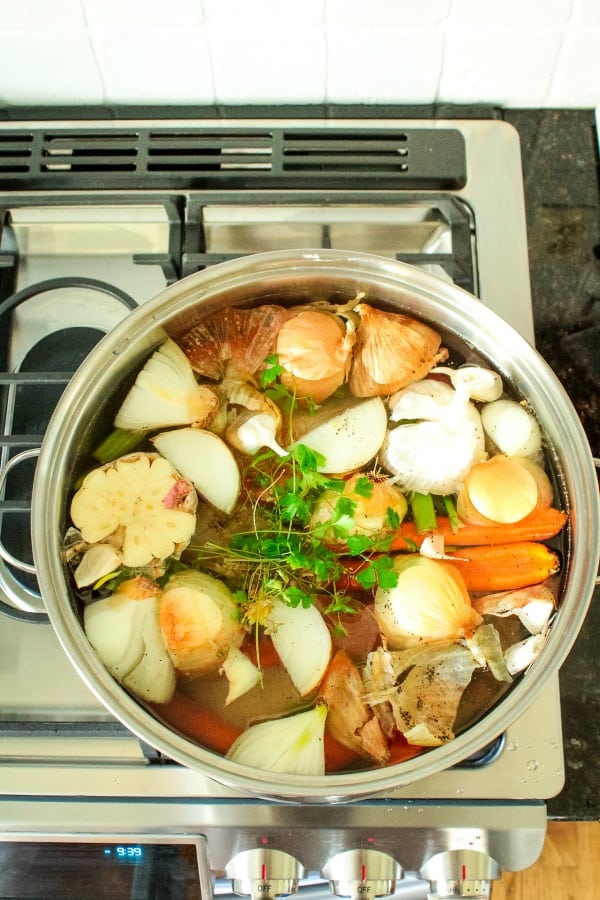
[432, 365, 503, 403]
[349, 303, 447, 397]
[276, 308, 355, 403]
[481, 399, 542, 458]
[226, 704, 328, 775]
[114, 339, 218, 431]
[226, 411, 287, 457]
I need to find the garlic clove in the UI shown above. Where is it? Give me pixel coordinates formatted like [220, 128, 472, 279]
[504, 631, 548, 675]
[226, 411, 287, 457]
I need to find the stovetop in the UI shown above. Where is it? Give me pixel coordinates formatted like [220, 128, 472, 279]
[0, 116, 568, 896]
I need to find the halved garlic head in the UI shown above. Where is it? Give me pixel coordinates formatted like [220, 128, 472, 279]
[349, 303, 447, 397]
[70, 452, 197, 569]
[276, 308, 354, 403]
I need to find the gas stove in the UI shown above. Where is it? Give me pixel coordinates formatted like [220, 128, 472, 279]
[0, 117, 564, 899]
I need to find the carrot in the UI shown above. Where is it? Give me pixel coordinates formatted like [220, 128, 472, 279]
[324, 732, 364, 773]
[447, 541, 561, 592]
[241, 633, 281, 669]
[152, 691, 242, 755]
[390, 506, 567, 550]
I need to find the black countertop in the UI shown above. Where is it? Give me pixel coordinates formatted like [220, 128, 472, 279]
[504, 109, 600, 821]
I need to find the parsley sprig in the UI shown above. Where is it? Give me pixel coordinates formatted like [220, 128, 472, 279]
[195, 441, 401, 626]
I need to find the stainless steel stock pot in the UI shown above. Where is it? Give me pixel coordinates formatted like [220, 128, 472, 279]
[31, 249, 600, 803]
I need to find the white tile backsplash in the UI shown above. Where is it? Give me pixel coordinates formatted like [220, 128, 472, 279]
[327, 28, 445, 104]
[0, 0, 598, 108]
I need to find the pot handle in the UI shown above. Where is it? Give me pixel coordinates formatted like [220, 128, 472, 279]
[0, 447, 40, 577]
[594, 456, 600, 587]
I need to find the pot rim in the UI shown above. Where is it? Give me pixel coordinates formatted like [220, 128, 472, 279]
[32, 248, 600, 802]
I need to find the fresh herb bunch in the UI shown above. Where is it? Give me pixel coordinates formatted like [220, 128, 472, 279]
[195, 438, 401, 629]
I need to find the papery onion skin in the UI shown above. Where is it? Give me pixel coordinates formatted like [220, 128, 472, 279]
[180, 305, 291, 380]
[349, 303, 447, 397]
[374, 555, 483, 649]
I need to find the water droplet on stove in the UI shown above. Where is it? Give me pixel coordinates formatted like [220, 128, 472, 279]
[527, 759, 539, 771]
[507, 741, 518, 752]
[456, 787, 464, 795]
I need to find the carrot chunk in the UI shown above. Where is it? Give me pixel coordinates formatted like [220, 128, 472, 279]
[446, 541, 561, 592]
[390, 507, 567, 550]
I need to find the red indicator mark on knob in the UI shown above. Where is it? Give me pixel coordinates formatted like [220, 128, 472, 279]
[361, 864, 367, 881]
[261, 863, 267, 881]
[461, 864, 467, 880]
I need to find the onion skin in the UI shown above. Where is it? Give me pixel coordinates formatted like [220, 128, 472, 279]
[349, 303, 447, 397]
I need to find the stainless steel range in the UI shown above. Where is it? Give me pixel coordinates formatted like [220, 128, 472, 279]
[0, 117, 564, 899]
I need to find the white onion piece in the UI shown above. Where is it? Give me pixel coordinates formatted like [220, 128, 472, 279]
[295, 397, 388, 474]
[374, 556, 482, 649]
[114, 339, 218, 430]
[481, 399, 542, 458]
[226, 704, 327, 774]
[153, 427, 241, 514]
[84, 579, 175, 704]
[265, 599, 332, 697]
[220, 646, 261, 705]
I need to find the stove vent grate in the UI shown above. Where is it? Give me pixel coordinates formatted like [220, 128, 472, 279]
[0, 126, 467, 190]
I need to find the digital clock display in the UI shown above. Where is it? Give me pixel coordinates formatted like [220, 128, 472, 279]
[0, 838, 204, 899]
[103, 844, 145, 863]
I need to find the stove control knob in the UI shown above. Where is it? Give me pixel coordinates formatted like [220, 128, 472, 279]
[322, 848, 403, 899]
[225, 847, 305, 900]
[420, 848, 500, 899]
